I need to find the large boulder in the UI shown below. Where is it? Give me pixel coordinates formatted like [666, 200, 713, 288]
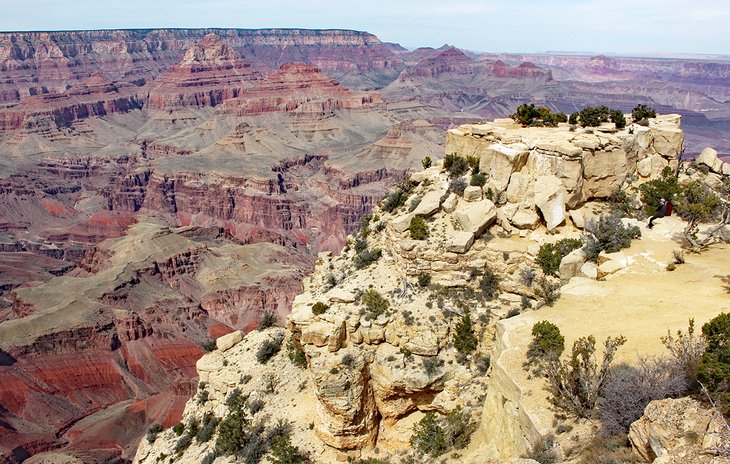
[447, 231, 475, 254]
[696, 147, 724, 174]
[559, 248, 588, 282]
[216, 330, 243, 352]
[454, 199, 497, 236]
[506, 171, 534, 205]
[479, 143, 530, 194]
[582, 147, 628, 198]
[628, 398, 713, 463]
[413, 190, 443, 217]
[533, 175, 566, 231]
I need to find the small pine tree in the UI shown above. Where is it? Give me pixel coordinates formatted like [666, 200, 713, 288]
[409, 216, 429, 240]
[453, 312, 478, 354]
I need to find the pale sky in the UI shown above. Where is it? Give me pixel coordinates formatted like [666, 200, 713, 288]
[1, 0, 729, 55]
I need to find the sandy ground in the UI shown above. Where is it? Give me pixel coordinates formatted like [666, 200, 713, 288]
[492, 215, 730, 447]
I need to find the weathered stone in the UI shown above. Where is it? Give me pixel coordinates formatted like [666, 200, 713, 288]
[454, 199, 497, 236]
[463, 186, 482, 202]
[636, 157, 653, 177]
[413, 190, 443, 217]
[442, 193, 458, 213]
[391, 212, 414, 233]
[479, 142, 530, 194]
[301, 319, 346, 352]
[216, 330, 243, 352]
[722, 162, 730, 176]
[399, 240, 417, 252]
[597, 259, 626, 279]
[510, 208, 541, 230]
[327, 288, 356, 303]
[582, 147, 628, 198]
[534, 175, 566, 231]
[580, 261, 598, 279]
[628, 398, 713, 463]
[402, 331, 439, 356]
[506, 171, 534, 205]
[559, 248, 587, 282]
[535, 137, 583, 157]
[447, 231, 475, 254]
[310, 350, 378, 449]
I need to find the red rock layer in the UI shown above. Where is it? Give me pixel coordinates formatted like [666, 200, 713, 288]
[0, 28, 403, 103]
[220, 63, 381, 116]
[147, 34, 263, 110]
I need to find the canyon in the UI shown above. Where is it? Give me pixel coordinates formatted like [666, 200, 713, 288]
[0, 27, 729, 463]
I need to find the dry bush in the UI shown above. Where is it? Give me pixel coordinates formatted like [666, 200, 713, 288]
[598, 357, 688, 435]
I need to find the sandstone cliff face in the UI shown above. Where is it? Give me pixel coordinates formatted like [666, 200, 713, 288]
[445, 115, 683, 230]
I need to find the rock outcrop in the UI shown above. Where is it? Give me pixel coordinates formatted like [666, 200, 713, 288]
[445, 115, 683, 230]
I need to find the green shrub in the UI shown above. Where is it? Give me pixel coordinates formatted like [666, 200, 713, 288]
[453, 312, 478, 354]
[409, 216, 429, 240]
[631, 104, 656, 122]
[270, 433, 309, 464]
[256, 335, 283, 364]
[410, 407, 475, 457]
[443, 153, 469, 177]
[353, 235, 368, 254]
[675, 179, 722, 240]
[381, 180, 414, 213]
[257, 311, 277, 330]
[353, 248, 382, 269]
[510, 104, 568, 127]
[639, 167, 681, 215]
[583, 213, 641, 261]
[311, 302, 328, 316]
[362, 290, 390, 317]
[200, 339, 217, 353]
[196, 389, 209, 405]
[609, 109, 626, 129]
[577, 105, 610, 127]
[479, 268, 500, 300]
[568, 112, 578, 125]
[172, 422, 185, 436]
[421, 156, 432, 169]
[545, 335, 627, 418]
[411, 412, 446, 456]
[287, 339, 307, 368]
[215, 406, 248, 456]
[146, 423, 164, 444]
[174, 433, 192, 455]
[530, 321, 565, 359]
[470, 172, 486, 187]
[196, 411, 220, 443]
[536, 238, 583, 277]
[417, 273, 431, 288]
[698, 312, 730, 415]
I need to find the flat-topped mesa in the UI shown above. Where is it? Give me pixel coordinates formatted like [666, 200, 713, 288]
[219, 63, 381, 117]
[147, 34, 262, 110]
[446, 114, 683, 230]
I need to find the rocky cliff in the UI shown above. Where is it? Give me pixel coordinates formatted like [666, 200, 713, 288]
[0, 220, 311, 462]
[136, 115, 729, 463]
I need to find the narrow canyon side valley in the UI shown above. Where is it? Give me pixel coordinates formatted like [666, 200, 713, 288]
[0, 27, 728, 464]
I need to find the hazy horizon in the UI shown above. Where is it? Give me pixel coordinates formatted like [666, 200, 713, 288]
[1, 0, 729, 56]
